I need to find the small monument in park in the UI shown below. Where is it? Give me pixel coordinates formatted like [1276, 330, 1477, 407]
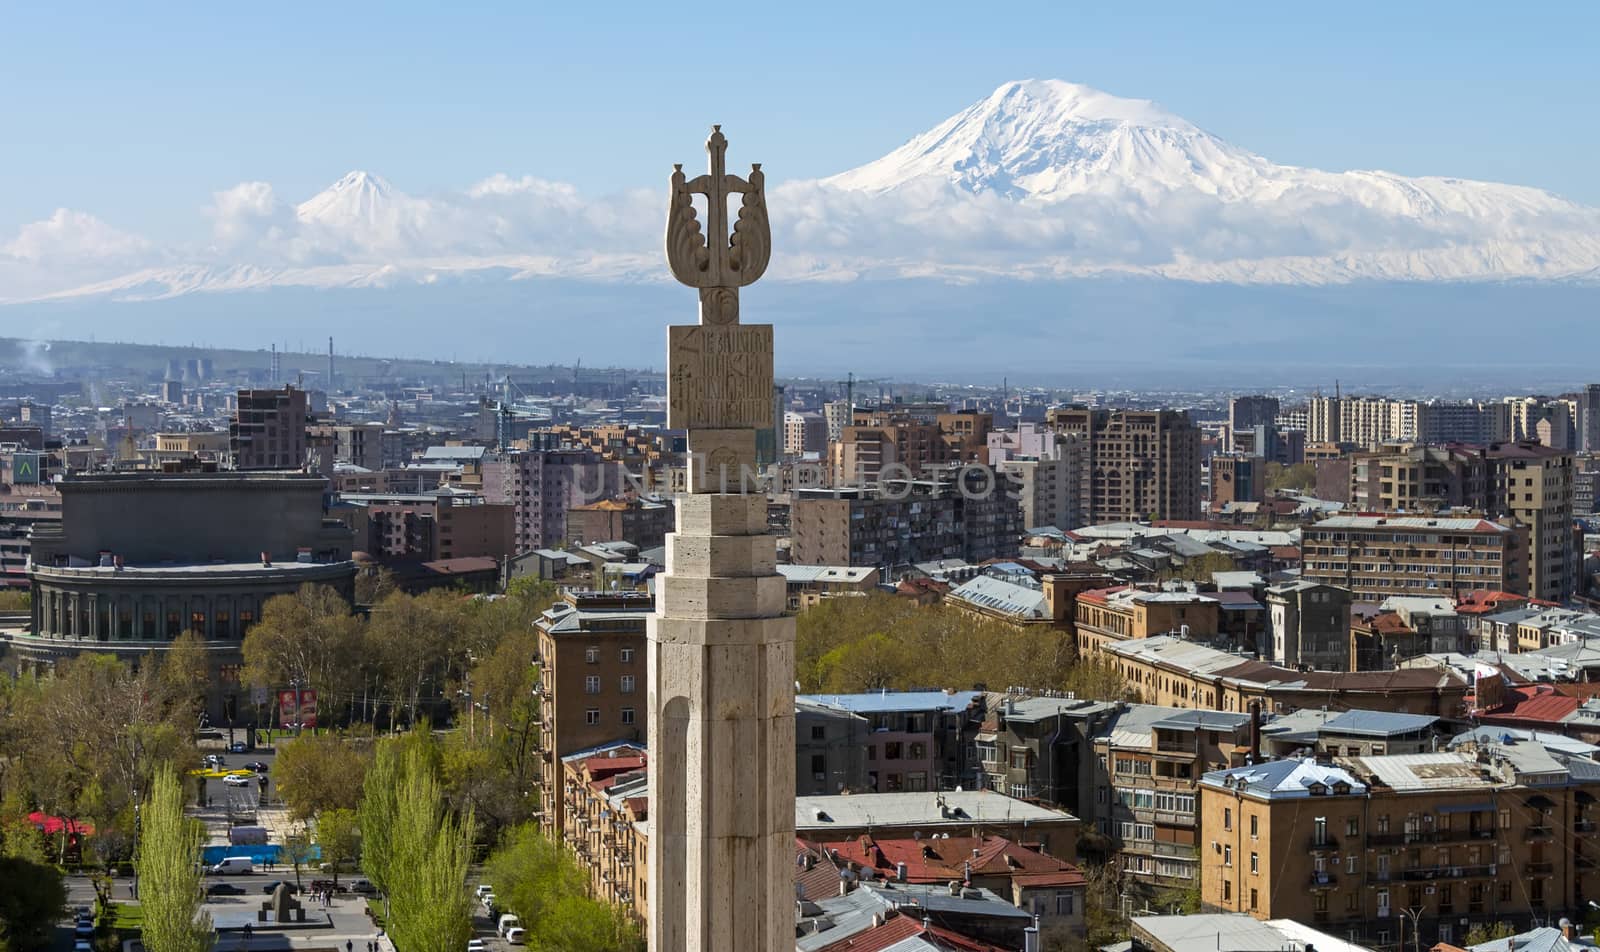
[647, 126, 796, 952]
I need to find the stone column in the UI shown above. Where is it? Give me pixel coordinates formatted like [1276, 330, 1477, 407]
[648, 127, 793, 952]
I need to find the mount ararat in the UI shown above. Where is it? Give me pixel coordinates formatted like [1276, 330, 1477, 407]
[4, 80, 1598, 377]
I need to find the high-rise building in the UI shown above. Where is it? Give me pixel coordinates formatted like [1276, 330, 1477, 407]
[481, 448, 625, 553]
[230, 386, 308, 470]
[1347, 444, 1491, 513]
[1309, 396, 1508, 447]
[822, 400, 852, 444]
[1209, 455, 1262, 507]
[790, 468, 1022, 570]
[1301, 515, 1527, 598]
[1580, 383, 1600, 453]
[1046, 407, 1201, 523]
[1228, 395, 1280, 436]
[782, 411, 827, 456]
[1486, 441, 1576, 601]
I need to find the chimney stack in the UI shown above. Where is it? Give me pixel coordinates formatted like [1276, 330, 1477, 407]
[1249, 700, 1263, 762]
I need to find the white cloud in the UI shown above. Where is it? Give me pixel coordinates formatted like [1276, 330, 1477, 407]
[2, 208, 152, 265]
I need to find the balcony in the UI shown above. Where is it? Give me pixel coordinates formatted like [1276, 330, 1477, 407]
[1398, 864, 1496, 882]
[1577, 820, 1599, 835]
[1308, 834, 1339, 853]
[1527, 862, 1555, 876]
[1152, 842, 1198, 859]
[1525, 825, 1554, 842]
[1367, 827, 1494, 847]
[1309, 871, 1338, 889]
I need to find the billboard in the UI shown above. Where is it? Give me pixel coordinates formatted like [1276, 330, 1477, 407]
[277, 690, 299, 729]
[277, 688, 318, 729]
[10, 453, 40, 485]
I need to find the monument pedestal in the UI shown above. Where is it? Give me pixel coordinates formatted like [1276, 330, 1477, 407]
[647, 493, 795, 952]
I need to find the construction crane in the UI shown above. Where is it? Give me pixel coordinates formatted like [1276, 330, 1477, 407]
[839, 372, 891, 411]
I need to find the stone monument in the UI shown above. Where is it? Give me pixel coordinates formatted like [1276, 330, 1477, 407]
[647, 126, 795, 952]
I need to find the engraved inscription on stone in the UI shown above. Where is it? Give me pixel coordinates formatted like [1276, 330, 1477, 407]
[667, 324, 774, 429]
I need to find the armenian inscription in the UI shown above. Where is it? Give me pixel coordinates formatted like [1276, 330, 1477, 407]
[667, 323, 774, 430]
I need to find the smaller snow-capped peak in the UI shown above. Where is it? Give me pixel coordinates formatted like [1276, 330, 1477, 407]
[297, 170, 399, 226]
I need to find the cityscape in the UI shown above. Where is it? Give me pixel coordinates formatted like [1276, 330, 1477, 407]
[5, 6, 1600, 952]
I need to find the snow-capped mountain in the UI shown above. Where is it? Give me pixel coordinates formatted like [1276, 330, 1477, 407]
[826, 79, 1588, 223]
[7, 78, 1600, 311]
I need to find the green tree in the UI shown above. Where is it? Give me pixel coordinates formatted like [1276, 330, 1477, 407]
[1166, 551, 1238, 583]
[383, 746, 474, 952]
[1264, 461, 1317, 493]
[0, 856, 66, 950]
[134, 766, 210, 952]
[157, 631, 211, 721]
[487, 823, 641, 952]
[273, 733, 368, 822]
[357, 741, 402, 914]
[316, 808, 360, 886]
[283, 831, 316, 890]
[1464, 922, 1517, 946]
[242, 584, 363, 726]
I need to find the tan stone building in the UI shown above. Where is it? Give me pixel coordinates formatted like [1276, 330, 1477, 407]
[1097, 635, 1469, 717]
[1487, 442, 1576, 602]
[1199, 739, 1600, 947]
[557, 742, 649, 924]
[1301, 515, 1528, 599]
[534, 590, 652, 838]
[1046, 407, 1201, 523]
[1074, 585, 1221, 655]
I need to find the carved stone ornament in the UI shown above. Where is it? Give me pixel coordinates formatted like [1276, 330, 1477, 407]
[665, 125, 771, 327]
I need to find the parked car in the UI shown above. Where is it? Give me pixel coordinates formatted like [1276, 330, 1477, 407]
[209, 857, 254, 875]
[505, 927, 526, 946]
[497, 914, 522, 938]
[74, 941, 93, 952]
[474, 884, 494, 899]
[229, 741, 248, 753]
[309, 879, 347, 894]
[350, 879, 378, 895]
[207, 883, 245, 896]
[244, 761, 269, 773]
[222, 773, 255, 787]
[261, 881, 299, 894]
[73, 921, 94, 938]
[466, 941, 486, 952]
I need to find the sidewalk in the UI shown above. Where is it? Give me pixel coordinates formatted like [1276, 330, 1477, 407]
[208, 893, 395, 952]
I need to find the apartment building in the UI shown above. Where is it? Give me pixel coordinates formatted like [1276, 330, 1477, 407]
[936, 411, 995, 461]
[1487, 442, 1576, 602]
[1309, 397, 1510, 447]
[1229, 396, 1281, 436]
[1046, 407, 1202, 523]
[998, 453, 1085, 530]
[557, 742, 649, 922]
[1579, 384, 1600, 454]
[1199, 737, 1600, 947]
[795, 791, 1081, 861]
[789, 469, 1022, 571]
[796, 690, 983, 793]
[482, 448, 625, 553]
[782, 411, 827, 456]
[1265, 581, 1353, 671]
[534, 590, 652, 838]
[1093, 705, 1254, 905]
[795, 698, 871, 796]
[1301, 515, 1528, 599]
[1348, 445, 1491, 513]
[343, 491, 515, 563]
[1073, 585, 1221, 655]
[1210, 455, 1263, 506]
[230, 386, 308, 470]
[1097, 635, 1470, 717]
[564, 496, 672, 550]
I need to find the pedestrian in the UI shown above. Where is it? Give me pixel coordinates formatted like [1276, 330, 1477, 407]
[347, 940, 354, 952]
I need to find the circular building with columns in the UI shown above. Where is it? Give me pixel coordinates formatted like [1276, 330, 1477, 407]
[3, 471, 355, 724]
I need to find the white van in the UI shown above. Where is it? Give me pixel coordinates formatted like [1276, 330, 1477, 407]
[209, 857, 254, 875]
[504, 928, 526, 946]
[497, 914, 522, 937]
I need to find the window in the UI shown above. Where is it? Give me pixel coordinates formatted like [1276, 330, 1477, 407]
[585, 646, 600, 664]
[1250, 888, 1258, 911]
[1500, 808, 1511, 829]
[1345, 855, 1356, 874]
[811, 754, 826, 778]
[811, 725, 826, 741]
[1498, 882, 1511, 902]
[1223, 807, 1232, 830]
[1313, 816, 1328, 845]
[867, 745, 877, 762]
[620, 707, 635, 725]
[1250, 852, 1259, 874]
[1223, 845, 1232, 867]
[584, 675, 601, 695]
[1250, 815, 1259, 838]
[1347, 817, 1359, 837]
[885, 742, 903, 760]
[886, 773, 903, 792]
[1313, 892, 1326, 912]
[907, 771, 928, 792]
[1055, 891, 1074, 915]
[1377, 814, 1390, 833]
[1222, 881, 1232, 902]
[620, 675, 636, 694]
[1010, 749, 1030, 769]
[909, 742, 926, 759]
[584, 708, 600, 725]
[977, 741, 997, 764]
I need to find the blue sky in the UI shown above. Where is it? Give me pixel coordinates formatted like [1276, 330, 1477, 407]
[2, 0, 1597, 240]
